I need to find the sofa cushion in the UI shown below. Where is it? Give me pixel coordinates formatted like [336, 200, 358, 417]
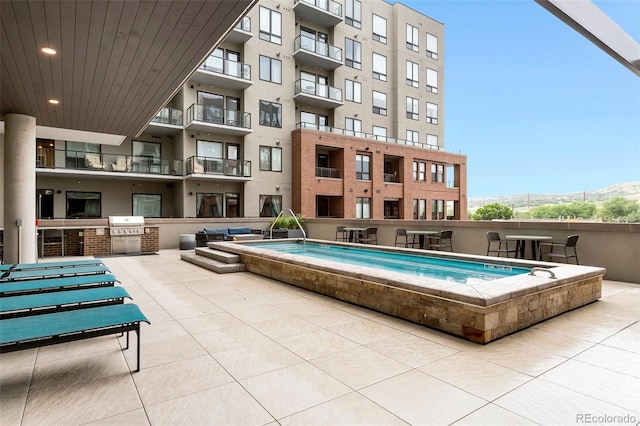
[227, 227, 251, 235]
[203, 228, 228, 236]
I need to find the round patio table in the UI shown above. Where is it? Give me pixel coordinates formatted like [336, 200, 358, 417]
[505, 235, 552, 260]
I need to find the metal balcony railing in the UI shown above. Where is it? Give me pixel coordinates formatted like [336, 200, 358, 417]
[200, 56, 251, 81]
[384, 173, 400, 183]
[186, 156, 251, 178]
[186, 104, 251, 129]
[294, 35, 342, 62]
[295, 79, 342, 102]
[35, 149, 183, 175]
[316, 166, 341, 178]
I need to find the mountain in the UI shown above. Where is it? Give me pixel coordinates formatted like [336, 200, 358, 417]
[468, 181, 640, 212]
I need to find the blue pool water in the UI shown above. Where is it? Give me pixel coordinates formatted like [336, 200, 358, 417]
[246, 241, 530, 283]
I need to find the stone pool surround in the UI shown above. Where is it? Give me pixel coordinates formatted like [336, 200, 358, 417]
[210, 239, 605, 344]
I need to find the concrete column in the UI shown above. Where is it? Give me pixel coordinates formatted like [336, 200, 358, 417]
[3, 114, 37, 264]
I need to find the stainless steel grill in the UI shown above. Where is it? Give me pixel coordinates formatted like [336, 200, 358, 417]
[109, 216, 144, 254]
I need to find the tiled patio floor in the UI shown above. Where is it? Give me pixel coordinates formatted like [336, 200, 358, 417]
[1, 249, 639, 425]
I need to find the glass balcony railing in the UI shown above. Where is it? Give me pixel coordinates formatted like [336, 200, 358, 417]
[294, 35, 342, 62]
[295, 123, 445, 151]
[152, 107, 183, 126]
[186, 156, 251, 178]
[35, 149, 183, 175]
[295, 79, 342, 102]
[186, 104, 251, 129]
[235, 16, 251, 32]
[200, 56, 251, 81]
[296, 0, 342, 17]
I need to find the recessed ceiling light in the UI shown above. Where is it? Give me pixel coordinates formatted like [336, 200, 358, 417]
[48, 99, 60, 105]
[41, 46, 57, 55]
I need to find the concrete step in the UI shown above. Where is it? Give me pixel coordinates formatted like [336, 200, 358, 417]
[181, 252, 245, 274]
[194, 247, 241, 264]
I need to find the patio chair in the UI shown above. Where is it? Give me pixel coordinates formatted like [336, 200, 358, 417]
[358, 227, 378, 244]
[486, 231, 517, 258]
[335, 226, 347, 242]
[429, 230, 453, 251]
[538, 234, 579, 264]
[394, 228, 414, 248]
[85, 154, 105, 169]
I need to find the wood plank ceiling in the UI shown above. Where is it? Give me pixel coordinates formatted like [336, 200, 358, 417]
[1, 0, 256, 138]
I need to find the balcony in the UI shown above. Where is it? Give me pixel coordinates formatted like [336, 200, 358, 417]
[294, 79, 343, 109]
[35, 149, 183, 177]
[185, 104, 252, 136]
[293, 35, 342, 70]
[186, 156, 251, 180]
[295, 123, 445, 151]
[192, 56, 252, 90]
[293, 0, 343, 27]
[226, 16, 252, 44]
[146, 107, 183, 135]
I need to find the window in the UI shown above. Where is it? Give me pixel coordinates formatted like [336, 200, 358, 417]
[133, 194, 161, 218]
[259, 55, 282, 83]
[66, 192, 101, 218]
[413, 160, 426, 181]
[259, 195, 282, 217]
[196, 140, 223, 173]
[259, 146, 282, 171]
[431, 163, 444, 183]
[345, 38, 362, 69]
[345, 117, 362, 136]
[406, 61, 419, 87]
[198, 91, 224, 123]
[345, 79, 362, 103]
[356, 154, 370, 180]
[427, 68, 438, 93]
[133, 141, 160, 161]
[372, 14, 387, 43]
[427, 134, 438, 147]
[300, 111, 329, 130]
[406, 130, 419, 143]
[406, 97, 419, 120]
[226, 193, 240, 218]
[259, 100, 282, 127]
[196, 193, 223, 218]
[406, 24, 419, 51]
[372, 126, 386, 141]
[345, 0, 362, 29]
[66, 141, 100, 168]
[413, 199, 427, 220]
[356, 197, 371, 219]
[259, 6, 281, 44]
[372, 53, 387, 81]
[426, 33, 438, 59]
[372, 91, 387, 115]
[426, 102, 438, 124]
[432, 199, 445, 220]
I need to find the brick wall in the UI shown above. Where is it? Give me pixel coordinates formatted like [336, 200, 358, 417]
[142, 227, 159, 253]
[83, 228, 111, 256]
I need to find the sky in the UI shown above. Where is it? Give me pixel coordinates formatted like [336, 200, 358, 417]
[396, 0, 640, 198]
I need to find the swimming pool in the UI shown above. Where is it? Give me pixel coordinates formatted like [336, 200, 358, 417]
[197, 239, 605, 343]
[247, 241, 530, 283]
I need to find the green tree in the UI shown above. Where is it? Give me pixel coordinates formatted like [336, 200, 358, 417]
[471, 203, 513, 220]
[600, 197, 640, 222]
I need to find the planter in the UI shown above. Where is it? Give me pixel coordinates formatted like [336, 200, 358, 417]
[287, 229, 305, 238]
